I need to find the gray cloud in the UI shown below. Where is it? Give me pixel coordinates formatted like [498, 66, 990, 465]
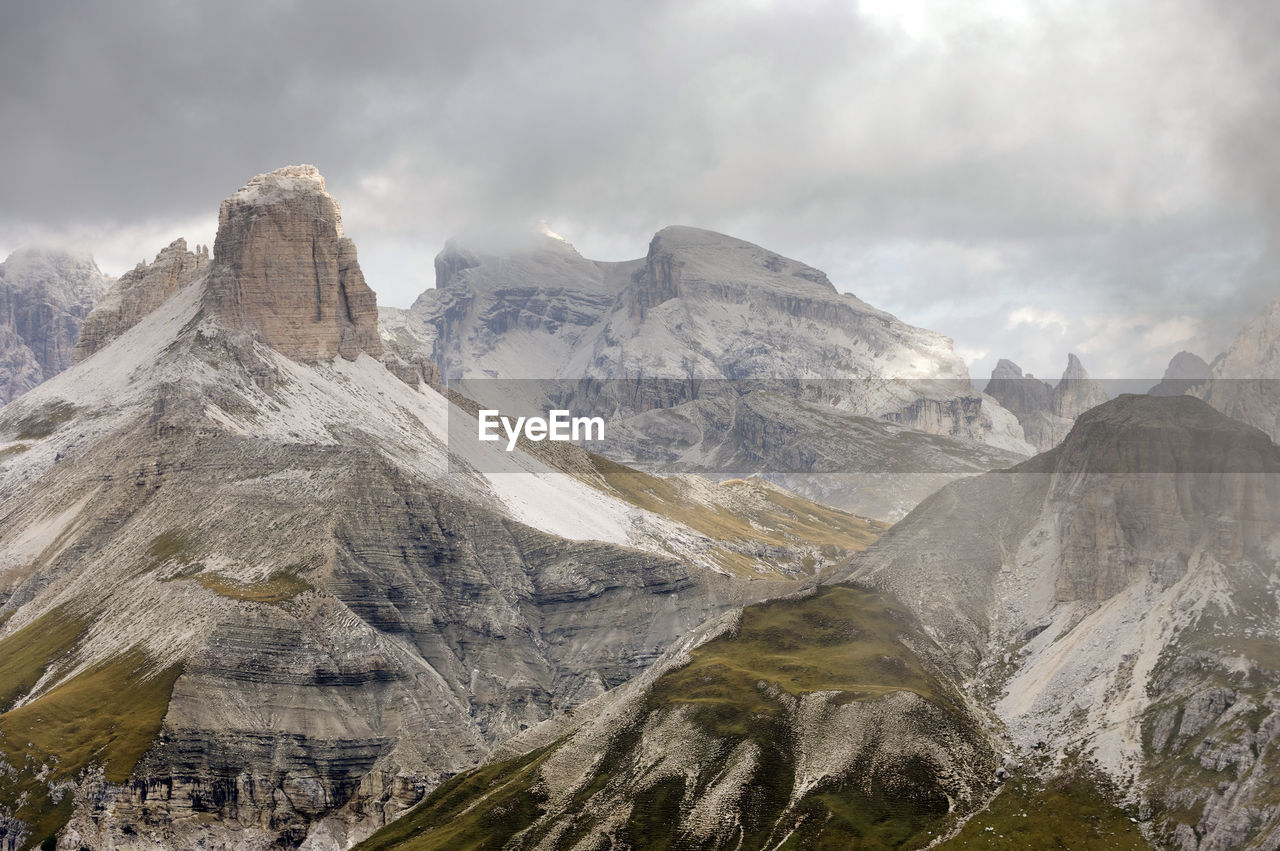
[1, 0, 1276, 379]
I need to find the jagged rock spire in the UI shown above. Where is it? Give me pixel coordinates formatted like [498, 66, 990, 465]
[204, 165, 381, 362]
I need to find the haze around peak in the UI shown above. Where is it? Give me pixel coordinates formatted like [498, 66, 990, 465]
[1, 0, 1278, 379]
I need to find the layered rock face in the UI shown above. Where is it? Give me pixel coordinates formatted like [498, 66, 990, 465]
[846, 395, 1280, 849]
[986, 353, 1109, 451]
[74, 238, 209, 360]
[360, 586, 1000, 849]
[1200, 296, 1280, 442]
[0, 247, 111, 401]
[0, 166, 824, 850]
[388, 225, 1033, 519]
[205, 165, 381, 362]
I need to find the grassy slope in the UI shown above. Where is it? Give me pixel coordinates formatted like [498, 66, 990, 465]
[0, 610, 181, 848]
[938, 767, 1149, 850]
[358, 586, 974, 850]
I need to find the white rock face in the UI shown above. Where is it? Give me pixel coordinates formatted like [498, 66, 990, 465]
[390, 226, 1034, 519]
[0, 169, 793, 850]
[0, 247, 111, 402]
[846, 394, 1280, 850]
[1200, 296, 1280, 441]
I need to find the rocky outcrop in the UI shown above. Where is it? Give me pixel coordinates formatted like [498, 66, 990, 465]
[398, 224, 1034, 519]
[204, 165, 381, 363]
[0, 167, 823, 849]
[0, 247, 110, 402]
[358, 586, 1000, 849]
[1149, 350, 1213, 397]
[986, 353, 1109, 451]
[1200, 296, 1280, 442]
[74, 239, 209, 361]
[846, 394, 1280, 849]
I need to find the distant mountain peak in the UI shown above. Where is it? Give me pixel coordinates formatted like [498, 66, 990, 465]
[0, 246, 111, 401]
[204, 165, 381, 362]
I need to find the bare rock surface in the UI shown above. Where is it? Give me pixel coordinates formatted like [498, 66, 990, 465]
[844, 394, 1280, 849]
[1149, 350, 1213, 397]
[986, 353, 1110, 451]
[0, 167, 801, 850]
[205, 165, 381, 363]
[74, 238, 208, 360]
[391, 225, 1034, 520]
[0, 247, 110, 402]
[1200, 296, 1280, 442]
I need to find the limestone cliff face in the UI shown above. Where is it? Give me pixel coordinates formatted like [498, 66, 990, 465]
[847, 395, 1280, 849]
[0, 248, 110, 401]
[986, 353, 1109, 451]
[1200, 296, 1280, 442]
[204, 165, 381, 362]
[397, 224, 1034, 520]
[74, 239, 209, 361]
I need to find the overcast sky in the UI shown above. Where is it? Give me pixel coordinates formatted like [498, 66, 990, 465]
[2, 0, 1277, 380]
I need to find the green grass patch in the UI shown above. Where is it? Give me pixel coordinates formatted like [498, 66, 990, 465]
[11, 401, 77, 440]
[194, 571, 313, 603]
[651, 585, 943, 736]
[585, 455, 884, 572]
[0, 608, 89, 711]
[354, 744, 554, 851]
[0, 648, 181, 845]
[938, 765, 1149, 850]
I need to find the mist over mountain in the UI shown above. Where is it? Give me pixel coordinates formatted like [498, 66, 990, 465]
[0, 248, 110, 402]
[1, 149, 1280, 849]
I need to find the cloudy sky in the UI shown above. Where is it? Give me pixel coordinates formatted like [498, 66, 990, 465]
[2, 0, 1277, 380]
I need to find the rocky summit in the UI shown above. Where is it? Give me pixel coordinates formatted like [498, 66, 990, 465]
[384, 224, 1034, 520]
[844, 394, 1280, 849]
[0, 247, 111, 402]
[1200, 294, 1280, 442]
[205, 165, 382, 363]
[0, 167, 882, 850]
[986, 352, 1110, 451]
[75, 238, 209, 360]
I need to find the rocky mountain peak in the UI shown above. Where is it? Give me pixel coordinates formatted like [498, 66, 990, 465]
[990, 358, 1029, 380]
[985, 352, 1110, 451]
[1051, 351, 1108, 418]
[1056, 393, 1276, 470]
[633, 226, 838, 317]
[74, 237, 209, 361]
[1148, 349, 1212, 396]
[204, 164, 381, 362]
[0, 246, 111, 401]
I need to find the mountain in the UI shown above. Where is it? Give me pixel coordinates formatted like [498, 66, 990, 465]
[73, 239, 209, 360]
[985, 353, 1110, 451]
[1148, 351, 1213, 397]
[357, 585, 1006, 850]
[359, 394, 1264, 849]
[1200, 296, 1280, 442]
[0, 247, 111, 403]
[399, 394, 1276, 849]
[0, 167, 881, 850]
[384, 227, 1033, 520]
[844, 394, 1280, 849]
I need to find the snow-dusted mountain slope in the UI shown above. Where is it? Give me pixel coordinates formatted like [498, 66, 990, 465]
[385, 226, 1033, 520]
[843, 394, 1280, 850]
[0, 167, 881, 850]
